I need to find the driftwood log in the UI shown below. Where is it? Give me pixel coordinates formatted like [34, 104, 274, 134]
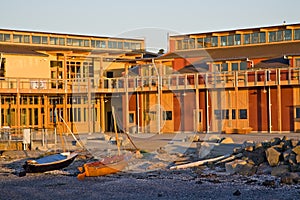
[170, 154, 231, 170]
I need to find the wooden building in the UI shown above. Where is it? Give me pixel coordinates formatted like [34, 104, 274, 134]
[1, 23, 300, 136]
[156, 23, 300, 133]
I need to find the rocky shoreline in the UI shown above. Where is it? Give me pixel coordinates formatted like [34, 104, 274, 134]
[1, 135, 300, 199]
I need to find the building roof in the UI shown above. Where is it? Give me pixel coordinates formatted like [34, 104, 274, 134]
[159, 41, 300, 62]
[0, 44, 149, 57]
[170, 22, 300, 38]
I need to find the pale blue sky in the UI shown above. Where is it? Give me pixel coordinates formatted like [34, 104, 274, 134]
[1, 0, 300, 52]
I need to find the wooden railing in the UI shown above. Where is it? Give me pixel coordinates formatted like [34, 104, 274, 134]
[0, 67, 299, 93]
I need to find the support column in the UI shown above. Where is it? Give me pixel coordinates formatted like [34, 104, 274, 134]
[195, 74, 199, 133]
[277, 85, 282, 133]
[268, 86, 272, 133]
[100, 95, 105, 133]
[205, 89, 210, 133]
[125, 64, 129, 134]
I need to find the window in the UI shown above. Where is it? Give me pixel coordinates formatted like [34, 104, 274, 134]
[84, 40, 90, 47]
[234, 34, 241, 45]
[124, 42, 131, 49]
[176, 40, 182, 50]
[259, 32, 266, 43]
[13, 34, 30, 43]
[214, 109, 229, 119]
[0, 58, 5, 77]
[211, 36, 218, 47]
[232, 63, 239, 71]
[117, 42, 123, 49]
[294, 29, 300, 40]
[204, 36, 218, 47]
[32, 36, 41, 44]
[221, 36, 227, 46]
[240, 62, 248, 70]
[284, 30, 292, 41]
[129, 113, 135, 123]
[222, 63, 228, 71]
[296, 108, 300, 119]
[239, 109, 247, 119]
[268, 31, 276, 42]
[227, 35, 234, 46]
[42, 36, 48, 44]
[251, 32, 259, 44]
[243, 34, 250, 44]
[0, 34, 11, 42]
[197, 38, 204, 48]
[232, 109, 236, 119]
[50, 37, 59, 45]
[163, 111, 172, 120]
[108, 41, 117, 49]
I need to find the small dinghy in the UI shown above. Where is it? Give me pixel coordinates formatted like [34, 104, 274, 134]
[23, 152, 78, 173]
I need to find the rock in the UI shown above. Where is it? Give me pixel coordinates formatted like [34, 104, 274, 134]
[283, 149, 292, 163]
[291, 139, 299, 148]
[271, 165, 290, 177]
[225, 159, 256, 176]
[243, 147, 266, 166]
[197, 142, 215, 158]
[207, 135, 221, 143]
[261, 141, 271, 149]
[280, 172, 299, 184]
[270, 137, 281, 146]
[262, 179, 276, 187]
[292, 146, 300, 155]
[256, 163, 272, 175]
[244, 146, 254, 152]
[219, 137, 234, 144]
[265, 147, 281, 166]
[233, 190, 241, 196]
[242, 140, 256, 149]
[297, 155, 300, 163]
[233, 147, 243, 154]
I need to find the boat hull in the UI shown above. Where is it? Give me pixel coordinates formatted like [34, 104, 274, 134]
[77, 155, 129, 179]
[23, 152, 78, 173]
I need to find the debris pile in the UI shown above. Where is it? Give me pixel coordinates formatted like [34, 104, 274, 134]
[225, 136, 300, 184]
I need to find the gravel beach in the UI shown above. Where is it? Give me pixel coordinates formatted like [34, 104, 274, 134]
[1, 133, 300, 200]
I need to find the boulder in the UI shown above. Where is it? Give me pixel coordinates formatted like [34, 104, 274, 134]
[256, 163, 272, 175]
[291, 139, 299, 148]
[271, 165, 290, 177]
[292, 146, 300, 155]
[270, 137, 281, 146]
[225, 159, 256, 176]
[243, 147, 266, 166]
[265, 147, 281, 167]
[280, 172, 300, 184]
[219, 137, 234, 144]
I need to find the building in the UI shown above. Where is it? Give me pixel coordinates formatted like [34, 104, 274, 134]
[1, 23, 300, 138]
[158, 22, 300, 133]
[0, 28, 149, 135]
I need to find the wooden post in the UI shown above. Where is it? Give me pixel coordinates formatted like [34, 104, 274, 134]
[277, 85, 282, 133]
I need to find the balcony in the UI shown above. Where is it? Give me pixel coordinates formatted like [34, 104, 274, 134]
[0, 67, 299, 94]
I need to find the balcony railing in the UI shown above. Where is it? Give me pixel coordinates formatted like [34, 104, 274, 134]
[0, 67, 299, 93]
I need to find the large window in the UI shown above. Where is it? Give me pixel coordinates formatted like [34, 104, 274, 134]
[50, 37, 65, 45]
[13, 34, 30, 43]
[294, 29, 300, 40]
[268, 30, 292, 42]
[214, 109, 229, 120]
[0, 33, 11, 42]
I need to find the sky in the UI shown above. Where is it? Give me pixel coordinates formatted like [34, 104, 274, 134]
[1, 0, 300, 52]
